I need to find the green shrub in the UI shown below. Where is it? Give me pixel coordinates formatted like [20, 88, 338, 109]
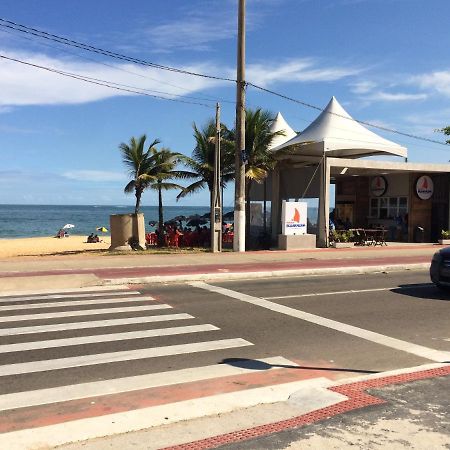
[441, 230, 450, 239]
[331, 230, 354, 243]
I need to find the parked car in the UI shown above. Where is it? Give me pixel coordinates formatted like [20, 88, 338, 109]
[430, 247, 450, 289]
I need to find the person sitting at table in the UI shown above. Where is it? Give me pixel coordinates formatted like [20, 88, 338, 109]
[344, 217, 352, 230]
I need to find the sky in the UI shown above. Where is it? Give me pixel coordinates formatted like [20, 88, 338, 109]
[0, 0, 449, 207]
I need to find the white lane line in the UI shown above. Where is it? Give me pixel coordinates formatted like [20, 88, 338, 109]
[0, 304, 171, 323]
[0, 313, 194, 336]
[263, 284, 433, 300]
[0, 324, 219, 353]
[0, 378, 333, 450]
[0, 285, 132, 297]
[0, 356, 294, 411]
[0, 296, 156, 312]
[191, 282, 450, 363]
[0, 338, 253, 376]
[0, 291, 141, 302]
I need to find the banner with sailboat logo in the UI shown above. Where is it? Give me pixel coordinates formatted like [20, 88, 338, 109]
[281, 201, 307, 235]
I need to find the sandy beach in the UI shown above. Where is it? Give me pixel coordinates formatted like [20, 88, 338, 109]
[0, 235, 111, 258]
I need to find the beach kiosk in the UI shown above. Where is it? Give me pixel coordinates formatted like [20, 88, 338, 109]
[250, 97, 450, 248]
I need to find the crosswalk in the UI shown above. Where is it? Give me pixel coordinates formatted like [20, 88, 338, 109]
[0, 286, 314, 449]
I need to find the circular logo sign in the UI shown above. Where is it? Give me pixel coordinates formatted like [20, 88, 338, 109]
[370, 176, 387, 197]
[416, 175, 433, 200]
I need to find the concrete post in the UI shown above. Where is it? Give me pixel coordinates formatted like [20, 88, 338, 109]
[317, 156, 330, 247]
[270, 168, 281, 243]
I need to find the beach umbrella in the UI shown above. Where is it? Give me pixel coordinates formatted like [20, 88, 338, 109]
[62, 224, 75, 229]
[187, 218, 208, 227]
[201, 212, 211, 219]
[96, 227, 108, 233]
[223, 211, 234, 220]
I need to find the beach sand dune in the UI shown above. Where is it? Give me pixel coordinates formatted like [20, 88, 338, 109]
[0, 235, 110, 258]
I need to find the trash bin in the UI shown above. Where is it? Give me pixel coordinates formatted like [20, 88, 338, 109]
[414, 226, 425, 243]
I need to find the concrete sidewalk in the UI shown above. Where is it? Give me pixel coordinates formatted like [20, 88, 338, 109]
[0, 243, 438, 292]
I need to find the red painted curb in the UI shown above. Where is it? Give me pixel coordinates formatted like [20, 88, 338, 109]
[161, 365, 450, 450]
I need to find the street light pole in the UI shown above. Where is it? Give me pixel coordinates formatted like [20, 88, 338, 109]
[211, 102, 222, 252]
[234, 0, 246, 252]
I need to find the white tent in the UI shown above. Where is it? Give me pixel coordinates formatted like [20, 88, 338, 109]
[273, 97, 407, 159]
[268, 112, 297, 150]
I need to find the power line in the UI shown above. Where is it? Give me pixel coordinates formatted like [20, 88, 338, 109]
[0, 54, 213, 108]
[247, 82, 449, 147]
[1, 17, 447, 148]
[0, 18, 235, 83]
[0, 27, 235, 105]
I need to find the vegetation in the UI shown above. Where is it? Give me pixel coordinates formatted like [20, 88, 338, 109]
[120, 135, 161, 214]
[177, 120, 235, 207]
[331, 229, 354, 243]
[240, 108, 285, 242]
[441, 230, 450, 239]
[440, 126, 450, 144]
[146, 147, 191, 245]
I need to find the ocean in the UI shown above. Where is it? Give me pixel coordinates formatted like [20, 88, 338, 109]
[0, 205, 226, 239]
[0, 204, 319, 239]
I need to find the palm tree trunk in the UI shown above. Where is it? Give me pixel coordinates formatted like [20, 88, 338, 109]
[135, 190, 141, 215]
[158, 184, 165, 247]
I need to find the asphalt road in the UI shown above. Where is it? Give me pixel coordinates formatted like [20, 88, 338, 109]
[140, 269, 450, 374]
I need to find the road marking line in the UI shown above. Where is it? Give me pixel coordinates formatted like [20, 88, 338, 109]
[263, 284, 433, 300]
[0, 304, 171, 323]
[0, 313, 194, 336]
[191, 282, 450, 363]
[0, 378, 331, 450]
[0, 338, 253, 376]
[0, 324, 219, 353]
[0, 285, 133, 297]
[0, 296, 156, 311]
[0, 356, 294, 411]
[0, 290, 141, 302]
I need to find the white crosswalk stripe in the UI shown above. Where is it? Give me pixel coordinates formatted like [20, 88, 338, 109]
[0, 303, 172, 323]
[0, 324, 220, 353]
[0, 289, 254, 404]
[0, 313, 194, 336]
[0, 289, 314, 450]
[0, 295, 157, 311]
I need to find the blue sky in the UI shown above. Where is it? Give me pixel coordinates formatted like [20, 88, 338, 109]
[0, 0, 449, 207]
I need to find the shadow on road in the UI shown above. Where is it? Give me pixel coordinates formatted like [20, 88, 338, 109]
[220, 358, 379, 374]
[392, 283, 450, 301]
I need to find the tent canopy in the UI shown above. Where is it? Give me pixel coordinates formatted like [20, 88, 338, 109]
[268, 112, 297, 150]
[272, 97, 407, 159]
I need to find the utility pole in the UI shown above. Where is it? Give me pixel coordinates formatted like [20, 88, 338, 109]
[234, 0, 246, 252]
[211, 102, 222, 252]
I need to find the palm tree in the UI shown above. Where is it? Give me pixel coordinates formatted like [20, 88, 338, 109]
[242, 108, 284, 244]
[120, 135, 161, 214]
[147, 147, 191, 246]
[177, 120, 235, 207]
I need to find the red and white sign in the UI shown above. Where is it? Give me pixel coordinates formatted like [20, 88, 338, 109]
[281, 201, 307, 235]
[416, 175, 434, 200]
[370, 176, 387, 197]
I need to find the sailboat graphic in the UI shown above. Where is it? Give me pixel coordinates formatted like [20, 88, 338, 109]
[292, 208, 300, 222]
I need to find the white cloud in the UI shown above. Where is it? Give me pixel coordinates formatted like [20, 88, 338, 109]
[365, 91, 428, 102]
[62, 170, 126, 182]
[0, 50, 223, 107]
[351, 80, 377, 94]
[247, 58, 361, 87]
[412, 70, 450, 97]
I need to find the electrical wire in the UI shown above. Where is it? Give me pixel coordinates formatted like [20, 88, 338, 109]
[1, 17, 447, 147]
[247, 82, 449, 147]
[0, 54, 213, 108]
[0, 18, 236, 82]
[0, 27, 235, 105]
